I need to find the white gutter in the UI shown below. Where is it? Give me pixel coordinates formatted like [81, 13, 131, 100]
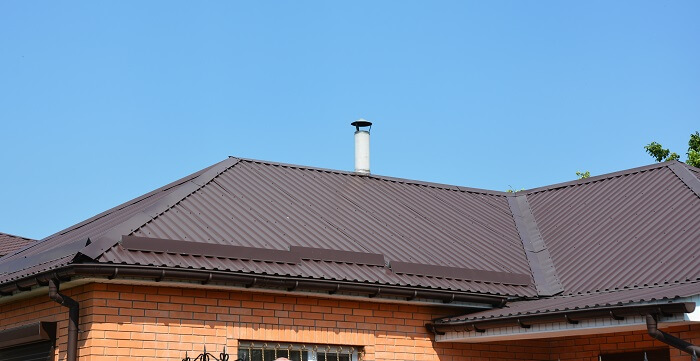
[437, 295, 700, 343]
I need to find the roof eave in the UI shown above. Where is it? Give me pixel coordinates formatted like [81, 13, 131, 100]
[426, 301, 695, 334]
[0, 263, 511, 307]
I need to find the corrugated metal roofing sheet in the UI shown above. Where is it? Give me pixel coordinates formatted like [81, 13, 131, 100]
[526, 165, 700, 295]
[442, 281, 700, 322]
[1, 157, 699, 304]
[0, 255, 73, 283]
[685, 163, 700, 176]
[0, 163, 216, 283]
[103, 159, 535, 296]
[0, 233, 35, 257]
[131, 161, 528, 272]
[6, 164, 212, 264]
[99, 249, 532, 295]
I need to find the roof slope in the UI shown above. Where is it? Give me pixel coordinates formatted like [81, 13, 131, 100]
[439, 280, 700, 323]
[0, 163, 214, 283]
[1, 158, 699, 303]
[525, 162, 700, 295]
[0, 233, 35, 257]
[432, 161, 700, 326]
[0, 157, 536, 297]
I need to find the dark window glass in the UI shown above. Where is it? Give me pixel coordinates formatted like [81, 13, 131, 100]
[0, 341, 54, 361]
[601, 349, 670, 361]
[238, 348, 309, 361]
[316, 352, 351, 361]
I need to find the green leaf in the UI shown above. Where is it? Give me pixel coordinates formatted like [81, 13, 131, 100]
[687, 149, 700, 168]
[644, 142, 669, 162]
[576, 171, 591, 179]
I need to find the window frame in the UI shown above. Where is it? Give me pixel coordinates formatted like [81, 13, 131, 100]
[237, 341, 360, 361]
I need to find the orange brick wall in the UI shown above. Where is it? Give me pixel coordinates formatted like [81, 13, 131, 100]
[0, 284, 92, 361]
[1, 282, 699, 361]
[550, 324, 700, 361]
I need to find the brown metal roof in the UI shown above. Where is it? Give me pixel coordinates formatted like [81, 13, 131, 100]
[526, 163, 700, 295]
[0, 163, 215, 284]
[1, 157, 699, 305]
[95, 158, 535, 296]
[0, 233, 35, 257]
[439, 280, 700, 323]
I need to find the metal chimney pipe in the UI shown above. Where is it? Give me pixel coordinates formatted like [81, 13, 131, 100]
[351, 119, 372, 174]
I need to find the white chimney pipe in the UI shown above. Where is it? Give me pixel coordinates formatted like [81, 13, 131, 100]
[351, 119, 372, 174]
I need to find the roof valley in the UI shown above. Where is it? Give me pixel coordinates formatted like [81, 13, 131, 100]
[507, 194, 564, 297]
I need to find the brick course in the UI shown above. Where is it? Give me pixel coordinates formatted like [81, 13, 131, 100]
[1, 282, 699, 361]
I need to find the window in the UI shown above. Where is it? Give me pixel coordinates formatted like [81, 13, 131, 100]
[600, 349, 670, 361]
[0, 340, 54, 361]
[237, 342, 360, 361]
[0, 321, 56, 361]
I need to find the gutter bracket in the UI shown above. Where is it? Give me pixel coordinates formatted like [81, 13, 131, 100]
[425, 323, 446, 336]
[609, 310, 624, 321]
[517, 318, 531, 329]
[565, 314, 579, 325]
[472, 324, 486, 333]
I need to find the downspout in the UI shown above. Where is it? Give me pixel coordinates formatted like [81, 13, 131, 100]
[48, 279, 79, 361]
[646, 314, 700, 356]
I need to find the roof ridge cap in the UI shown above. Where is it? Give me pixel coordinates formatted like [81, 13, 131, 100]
[78, 157, 241, 259]
[668, 161, 700, 199]
[236, 157, 509, 196]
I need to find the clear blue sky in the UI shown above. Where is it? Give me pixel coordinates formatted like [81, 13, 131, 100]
[1, 1, 698, 239]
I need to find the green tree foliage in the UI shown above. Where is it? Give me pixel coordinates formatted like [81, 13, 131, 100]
[688, 132, 700, 167]
[576, 171, 591, 179]
[644, 142, 680, 162]
[645, 131, 700, 167]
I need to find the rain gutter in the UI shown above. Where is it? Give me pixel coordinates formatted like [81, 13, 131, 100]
[0, 264, 508, 307]
[426, 302, 694, 335]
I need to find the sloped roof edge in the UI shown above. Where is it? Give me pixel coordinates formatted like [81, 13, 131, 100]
[39, 160, 220, 243]
[435, 280, 700, 327]
[79, 157, 241, 259]
[0, 232, 36, 258]
[427, 301, 694, 335]
[524, 161, 680, 195]
[668, 161, 700, 198]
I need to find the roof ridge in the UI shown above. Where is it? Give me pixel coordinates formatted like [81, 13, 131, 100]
[524, 161, 676, 195]
[39, 161, 220, 243]
[682, 162, 700, 173]
[78, 157, 241, 259]
[668, 161, 700, 199]
[0, 232, 35, 242]
[237, 157, 687, 198]
[552, 278, 700, 299]
[235, 157, 511, 197]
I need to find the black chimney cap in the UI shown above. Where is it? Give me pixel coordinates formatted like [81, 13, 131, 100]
[351, 120, 372, 131]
